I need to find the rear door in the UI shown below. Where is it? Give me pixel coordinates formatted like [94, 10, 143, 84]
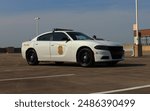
[34, 33, 52, 61]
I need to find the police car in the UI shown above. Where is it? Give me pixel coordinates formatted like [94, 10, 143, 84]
[21, 28, 124, 67]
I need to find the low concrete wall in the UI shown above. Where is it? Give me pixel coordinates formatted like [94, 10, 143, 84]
[142, 46, 150, 51]
[14, 48, 21, 53]
[0, 48, 7, 53]
[0, 47, 21, 53]
[123, 44, 150, 57]
[123, 44, 150, 52]
[7, 47, 14, 53]
[123, 44, 133, 52]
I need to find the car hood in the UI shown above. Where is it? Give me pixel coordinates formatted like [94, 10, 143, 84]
[94, 40, 122, 46]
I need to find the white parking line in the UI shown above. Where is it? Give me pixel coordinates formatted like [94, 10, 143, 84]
[1, 68, 39, 72]
[2, 69, 32, 72]
[0, 74, 75, 82]
[1, 67, 64, 72]
[93, 84, 150, 94]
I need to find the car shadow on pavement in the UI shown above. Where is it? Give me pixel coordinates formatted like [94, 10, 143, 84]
[114, 63, 146, 67]
[38, 62, 81, 67]
[93, 63, 146, 68]
[38, 62, 146, 68]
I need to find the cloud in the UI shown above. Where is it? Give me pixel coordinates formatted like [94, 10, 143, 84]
[0, 0, 137, 15]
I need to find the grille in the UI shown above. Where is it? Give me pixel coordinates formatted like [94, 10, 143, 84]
[107, 46, 124, 59]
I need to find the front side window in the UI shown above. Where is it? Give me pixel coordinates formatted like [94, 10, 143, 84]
[37, 33, 52, 41]
[67, 32, 94, 40]
[53, 32, 69, 41]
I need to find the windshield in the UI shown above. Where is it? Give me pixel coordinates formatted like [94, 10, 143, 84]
[67, 32, 94, 40]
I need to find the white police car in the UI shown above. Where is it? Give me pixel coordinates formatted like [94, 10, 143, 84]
[21, 28, 124, 67]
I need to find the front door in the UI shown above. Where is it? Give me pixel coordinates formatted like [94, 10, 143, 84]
[50, 32, 70, 61]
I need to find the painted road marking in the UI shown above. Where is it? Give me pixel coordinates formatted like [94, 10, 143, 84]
[1, 69, 35, 72]
[93, 84, 150, 94]
[0, 67, 65, 72]
[0, 74, 75, 82]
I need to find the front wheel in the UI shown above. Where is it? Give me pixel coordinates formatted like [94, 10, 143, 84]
[77, 48, 94, 67]
[26, 49, 39, 65]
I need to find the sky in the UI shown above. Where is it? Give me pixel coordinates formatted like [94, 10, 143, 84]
[0, 0, 150, 47]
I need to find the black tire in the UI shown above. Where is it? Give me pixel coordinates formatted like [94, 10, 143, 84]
[77, 48, 94, 67]
[26, 49, 39, 65]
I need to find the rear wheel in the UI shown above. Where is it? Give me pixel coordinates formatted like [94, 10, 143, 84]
[77, 48, 94, 67]
[26, 49, 39, 65]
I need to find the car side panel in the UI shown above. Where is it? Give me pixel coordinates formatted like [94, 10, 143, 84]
[33, 41, 51, 61]
[21, 41, 33, 59]
[50, 41, 77, 62]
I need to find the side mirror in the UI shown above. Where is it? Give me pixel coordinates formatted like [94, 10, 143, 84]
[62, 37, 70, 42]
[66, 38, 70, 43]
[93, 35, 97, 39]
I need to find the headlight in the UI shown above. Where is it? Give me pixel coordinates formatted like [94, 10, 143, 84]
[94, 45, 109, 50]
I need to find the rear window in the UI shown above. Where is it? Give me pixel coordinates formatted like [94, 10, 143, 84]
[37, 33, 52, 41]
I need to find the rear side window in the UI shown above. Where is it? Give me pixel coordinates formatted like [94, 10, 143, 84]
[53, 32, 69, 41]
[37, 33, 52, 41]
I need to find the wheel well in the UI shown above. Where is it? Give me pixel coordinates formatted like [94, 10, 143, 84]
[76, 46, 94, 62]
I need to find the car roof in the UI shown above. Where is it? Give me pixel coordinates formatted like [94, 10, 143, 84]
[32, 29, 74, 41]
[53, 28, 73, 32]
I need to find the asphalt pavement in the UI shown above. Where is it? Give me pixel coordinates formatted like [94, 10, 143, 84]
[0, 53, 150, 94]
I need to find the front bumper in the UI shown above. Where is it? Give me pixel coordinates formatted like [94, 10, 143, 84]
[94, 49, 124, 62]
